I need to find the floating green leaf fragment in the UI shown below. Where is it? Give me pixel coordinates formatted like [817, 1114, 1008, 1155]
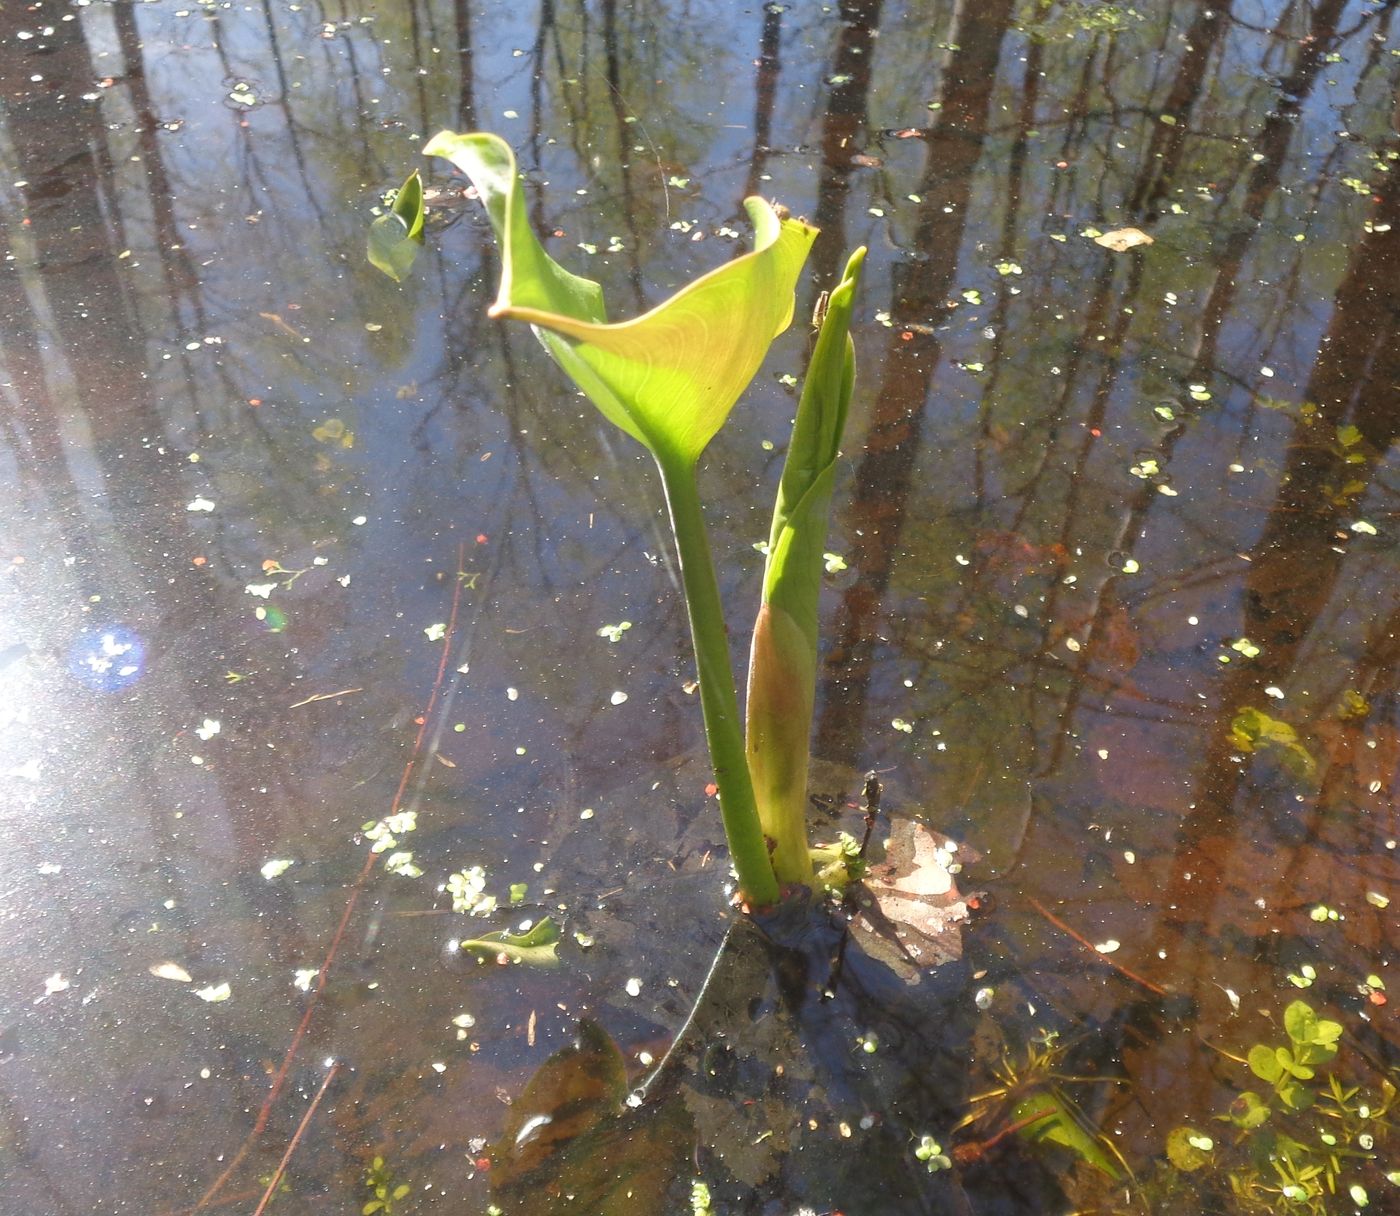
[961, 289, 982, 304]
[994, 260, 1023, 276]
[509, 882, 527, 903]
[823, 552, 847, 573]
[255, 604, 286, 632]
[261, 858, 295, 880]
[1366, 892, 1390, 910]
[368, 169, 426, 282]
[1287, 963, 1318, 989]
[194, 982, 232, 1002]
[456, 916, 561, 966]
[597, 621, 632, 643]
[667, 175, 690, 188]
[424, 622, 447, 641]
[1309, 904, 1340, 922]
[1351, 520, 1378, 535]
[1231, 637, 1261, 658]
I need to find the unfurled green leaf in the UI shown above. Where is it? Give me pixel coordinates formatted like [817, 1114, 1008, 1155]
[368, 169, 426, 282]
[423, 130, 817, 468]
[1248, 1043, 1284, 1084]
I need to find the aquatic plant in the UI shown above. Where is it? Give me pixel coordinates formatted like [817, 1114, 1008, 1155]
[361, 1155, 411, 1216]
[383, 132, 863, 907]
[1163, 1000, 1398, 1214]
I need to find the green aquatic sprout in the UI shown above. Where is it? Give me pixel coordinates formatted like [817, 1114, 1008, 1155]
[367, 169, 425, 283]
[409, 131, 863, 905]
[362, 1155, 411, 1216]
[747, 249, 863, 885]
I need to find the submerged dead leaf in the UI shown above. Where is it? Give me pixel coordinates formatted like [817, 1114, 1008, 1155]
[489, 1021, 693, 1212]
[850, 818, 975, 983]
[1093, 227, 1154, 252]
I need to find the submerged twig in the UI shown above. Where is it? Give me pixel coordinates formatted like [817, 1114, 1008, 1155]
[1028, 897, 1167, 996]
[192, 543, 470, 1213]
[249, 1062, 340, 1216]
[288, 687, 363, 708]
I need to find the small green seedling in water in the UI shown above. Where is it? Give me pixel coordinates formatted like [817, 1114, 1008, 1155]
[367, 170, 425, 282]
[384, 132, 865, 907]
[362, 1155, 411, 1216]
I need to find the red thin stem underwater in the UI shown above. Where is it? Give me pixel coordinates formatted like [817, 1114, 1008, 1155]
[191, 544, 469, 1213]
[250, 1062, 341, 1216]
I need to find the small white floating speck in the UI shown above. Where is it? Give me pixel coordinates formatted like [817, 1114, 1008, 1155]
[625, 977, 642, 997]
[1094, 940, 1121, 954]
[610, 690, 628, 706]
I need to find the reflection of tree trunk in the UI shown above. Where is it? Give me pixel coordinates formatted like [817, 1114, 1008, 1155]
[1194, 0, 1345, 371]
[807, 0, 882, 301]
[1126, 0, 1232, 221]
[454, 0, 478, 129]
[816, 0, 1015, 766]
[601, 0, 648, 313]
[1159, 154, 1400, 917]
[741, 1, 785, 199]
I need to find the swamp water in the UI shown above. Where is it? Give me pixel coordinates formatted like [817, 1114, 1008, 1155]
[0, 1, 1395, 1213]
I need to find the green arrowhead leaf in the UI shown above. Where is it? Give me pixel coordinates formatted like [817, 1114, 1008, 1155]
[457, 916, 562, 967]
[422, 130, 818, 467]
[368, 169, 426, 282]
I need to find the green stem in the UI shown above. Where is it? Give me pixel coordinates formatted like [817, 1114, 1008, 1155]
[655, 453, 780, 908]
